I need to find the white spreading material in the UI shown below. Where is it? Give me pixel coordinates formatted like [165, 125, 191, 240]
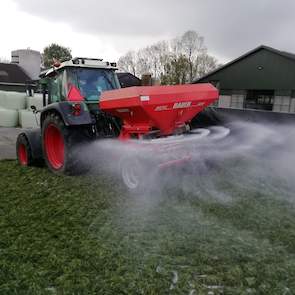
[26, 94, 44, 110]
[0, 107, 19, 127]
[0, 91, 26, 110]
[19, 109, 40, 128]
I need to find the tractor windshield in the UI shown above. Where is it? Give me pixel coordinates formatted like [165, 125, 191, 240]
[68, 68, 120, 101]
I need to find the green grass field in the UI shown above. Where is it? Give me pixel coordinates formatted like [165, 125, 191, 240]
[1, 160, 295, 294]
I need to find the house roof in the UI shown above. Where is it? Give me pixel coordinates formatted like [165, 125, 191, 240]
[194, 45, 295, 83]
[0, 63, 31, 84]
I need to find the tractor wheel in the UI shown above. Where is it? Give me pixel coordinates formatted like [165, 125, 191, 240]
[119, 155, 156, 193]
[16, 133, 33, 166]
[120, 157, 143, 191]
[42, 113, 88, 175]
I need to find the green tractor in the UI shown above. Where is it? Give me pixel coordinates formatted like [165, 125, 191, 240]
[16, 57, 122, 174]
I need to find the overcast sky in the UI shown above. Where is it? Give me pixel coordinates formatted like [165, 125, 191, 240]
[1, 0, 295, 63]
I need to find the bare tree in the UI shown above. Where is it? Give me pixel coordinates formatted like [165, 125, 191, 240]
[117, 51, 137, 76]
[172, 31, 216, 82]
[152, 41, 170, 78]
[196, 54, 219, 78]
[117, 31, 219, 84]
[0, 57, 10, 63]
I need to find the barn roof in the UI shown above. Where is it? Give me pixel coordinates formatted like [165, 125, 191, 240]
[194, 45, 295, 83]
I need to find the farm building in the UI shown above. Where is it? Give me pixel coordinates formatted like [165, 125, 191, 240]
[195, 45, 295, 114]
[0, 63, 34, 92]
[11, 49, 42, 81]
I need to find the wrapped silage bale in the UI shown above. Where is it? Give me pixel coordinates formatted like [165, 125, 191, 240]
[26, 94, 44, 110]
[0, 90, 26, 110]
[0, 107, 19, 127]
[19, 109, 40, 128]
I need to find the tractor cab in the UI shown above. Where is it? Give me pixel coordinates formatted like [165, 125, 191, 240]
[38, 58, 123, 140]
[40, 57, 120, 105]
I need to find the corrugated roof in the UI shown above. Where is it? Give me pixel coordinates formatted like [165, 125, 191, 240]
[0, 63, 31, 84]
[194, 45, 295, 83]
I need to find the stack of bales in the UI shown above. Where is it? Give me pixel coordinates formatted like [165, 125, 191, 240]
[0, 90, 42, 128]
[19, 94, 42, 128]
[0, 91, 25, 127]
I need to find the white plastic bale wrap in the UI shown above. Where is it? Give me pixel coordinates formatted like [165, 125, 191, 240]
[0, 107, 19, 127]
[26, 94, 44, 110]
[19, 109, 40, 128]
[0, 91, 26, 110]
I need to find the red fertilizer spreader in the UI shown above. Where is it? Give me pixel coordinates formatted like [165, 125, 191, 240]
[100, 84, 218, 140]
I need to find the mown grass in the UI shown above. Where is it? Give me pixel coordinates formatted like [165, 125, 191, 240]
[0, 160, 295, 294]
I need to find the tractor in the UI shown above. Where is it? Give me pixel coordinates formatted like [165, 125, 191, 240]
[16, 57, 221, 190]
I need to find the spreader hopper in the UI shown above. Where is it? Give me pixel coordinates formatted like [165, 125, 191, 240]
[100, 84, 219, 139]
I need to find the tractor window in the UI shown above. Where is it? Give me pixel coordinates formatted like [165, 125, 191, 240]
[68, 68, 120, 101]
[61, 70, 68, 99]
[49, 71, 66, 102]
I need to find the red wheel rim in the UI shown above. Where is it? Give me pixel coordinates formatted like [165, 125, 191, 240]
[18, 144, 28, 166]
[44, 124, 65, 170]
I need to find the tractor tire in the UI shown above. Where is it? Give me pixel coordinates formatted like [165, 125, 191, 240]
[119, 155, 157, 193]
[42, 113, 89, 175]
[16, 133, 34, 166]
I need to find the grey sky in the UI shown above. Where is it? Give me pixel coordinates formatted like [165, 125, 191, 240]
[4, 0, 295, 62]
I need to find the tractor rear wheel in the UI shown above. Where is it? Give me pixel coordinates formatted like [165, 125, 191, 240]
[42, 113, 88, 175]
[16, 133, 33, 166]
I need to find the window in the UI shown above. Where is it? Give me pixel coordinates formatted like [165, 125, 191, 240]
[231, 94, 244, 109]
[68, 68, 120, 101]
[245, 90, 274, 111]
[49, 71, 66, 103]
[273, 96, 291, 113]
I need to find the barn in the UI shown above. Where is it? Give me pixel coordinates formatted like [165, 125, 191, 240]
[195, 45, 295, 114]
[0, 63, 33, 92]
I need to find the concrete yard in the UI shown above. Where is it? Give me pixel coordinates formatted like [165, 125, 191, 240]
[0, 128, 23, 160]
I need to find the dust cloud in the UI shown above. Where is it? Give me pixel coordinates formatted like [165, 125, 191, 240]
[81, 120, 295, 202]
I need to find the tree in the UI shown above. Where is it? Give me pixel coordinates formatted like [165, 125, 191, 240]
[117, 41, 170, 78]
[118, 41, 170, 79]
[175, 31, 206, 82]
[161, 54, 190, 85]
[0, 57, 10, 63]
[117, 30, 219, 84]
[117, 51, 137, 76]
[42, 43, 72, 68]
[195, 54, 219, 78]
